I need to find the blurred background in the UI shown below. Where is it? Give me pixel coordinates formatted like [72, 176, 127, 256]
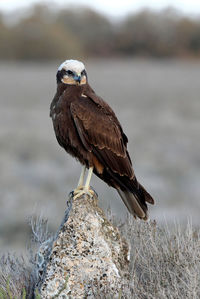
[0, 0, 200, 252]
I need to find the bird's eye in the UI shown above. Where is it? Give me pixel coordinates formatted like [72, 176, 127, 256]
[66, 70, 73, 76]
[81, 70, 85, 76]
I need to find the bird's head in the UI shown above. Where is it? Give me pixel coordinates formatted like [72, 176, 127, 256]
[56, 59, 87, 86]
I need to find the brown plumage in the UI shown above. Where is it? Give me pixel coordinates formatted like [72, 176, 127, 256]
[50, 60, 154, 219]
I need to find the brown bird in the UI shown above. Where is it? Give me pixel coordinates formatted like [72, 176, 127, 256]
[50, 59, 154, 220]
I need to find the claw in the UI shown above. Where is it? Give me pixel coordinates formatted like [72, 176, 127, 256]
[68, 191, 74, 198]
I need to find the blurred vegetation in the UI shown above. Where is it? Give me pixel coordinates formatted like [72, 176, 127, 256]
[0, 4, 200, 60]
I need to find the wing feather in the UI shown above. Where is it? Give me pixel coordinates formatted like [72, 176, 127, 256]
[70, 95, 134, 178]
[70, 99, 126, 157]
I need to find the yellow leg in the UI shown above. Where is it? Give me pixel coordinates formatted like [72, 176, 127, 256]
[85, 166, 93, 190]
[73, 166, 94, 200]
[77, 166, 86, 188]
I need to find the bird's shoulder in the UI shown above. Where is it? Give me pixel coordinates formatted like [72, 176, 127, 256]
[83, 84, 118, 116]
[70, 84, 121, 126]
[70, 84, 128, 147]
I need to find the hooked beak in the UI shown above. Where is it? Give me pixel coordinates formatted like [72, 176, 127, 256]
[74, 75, 81, 84]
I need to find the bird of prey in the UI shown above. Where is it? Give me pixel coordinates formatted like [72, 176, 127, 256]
[50, 59, 154, 220]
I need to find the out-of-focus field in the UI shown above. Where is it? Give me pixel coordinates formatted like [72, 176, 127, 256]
[0, 59, 200, 252]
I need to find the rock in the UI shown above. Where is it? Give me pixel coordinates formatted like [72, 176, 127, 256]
[39, 192, 129, 298]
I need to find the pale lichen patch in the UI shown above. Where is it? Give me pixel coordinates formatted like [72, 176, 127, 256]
[40, 193, 129, 298]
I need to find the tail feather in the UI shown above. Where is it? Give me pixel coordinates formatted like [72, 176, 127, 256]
[117, 183, 154, 220]
[138, 183, 154, 205]
[117, 190, 146, 219]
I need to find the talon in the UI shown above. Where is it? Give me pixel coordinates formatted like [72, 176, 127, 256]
[90, 186, 98, 197]
[68, 191, 74, 197]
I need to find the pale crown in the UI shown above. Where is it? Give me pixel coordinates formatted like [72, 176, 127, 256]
[58, 59, 85, 75]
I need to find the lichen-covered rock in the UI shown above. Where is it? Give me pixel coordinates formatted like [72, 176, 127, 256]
[39, 193, 129, 298]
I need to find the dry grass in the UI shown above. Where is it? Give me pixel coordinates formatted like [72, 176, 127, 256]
[0, 254, 30, 298]
[0, 216, 54, 298]
[0, 213, 200, 298]
[119, 216, 200, 298]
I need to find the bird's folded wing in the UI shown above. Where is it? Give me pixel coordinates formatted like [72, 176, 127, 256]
[70, 98, 134, 178]
[70, 99, 126, 156]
